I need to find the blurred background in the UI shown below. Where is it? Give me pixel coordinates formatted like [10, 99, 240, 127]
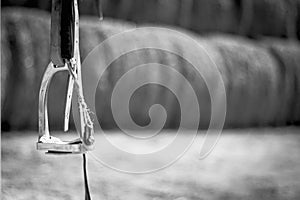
[2, 0, 300, 131]
[1, 0, 300, 199]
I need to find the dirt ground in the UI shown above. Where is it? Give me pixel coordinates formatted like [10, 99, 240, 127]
[2, 127, 300, 200]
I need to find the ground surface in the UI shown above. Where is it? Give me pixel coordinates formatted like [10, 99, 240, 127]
[2, 127, 300, 200]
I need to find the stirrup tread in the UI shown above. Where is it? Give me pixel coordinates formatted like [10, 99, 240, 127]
[37, 141, 86, 154]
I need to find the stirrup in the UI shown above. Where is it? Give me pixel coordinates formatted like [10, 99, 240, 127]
[37, 0, 95, 154]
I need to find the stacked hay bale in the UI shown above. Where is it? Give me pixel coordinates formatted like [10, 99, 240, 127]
[2, 0, 300, 38]
[1, 8, 300, 131]
[100, 0, 300, 39]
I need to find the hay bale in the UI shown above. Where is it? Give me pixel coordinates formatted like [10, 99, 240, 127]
[191, 0, 240, 33]
[102, 0, 240, 34]
[240, 0, 290, 37]
[262, 39, 300, 124]
[210, 35, 281, 127]
[1, 9, 50, 130]
[1, 20, 11, 113]
[81, 28, 222, 129]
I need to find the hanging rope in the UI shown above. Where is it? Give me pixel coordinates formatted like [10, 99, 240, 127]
[83, 153, 92, 200]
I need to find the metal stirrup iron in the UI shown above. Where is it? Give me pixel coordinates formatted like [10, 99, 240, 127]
[37, 0, 95, 153]
[37, 0, 103, 199]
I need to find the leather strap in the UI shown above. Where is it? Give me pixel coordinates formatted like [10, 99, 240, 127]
[50, 0, 74, 67]
[83, 154, 92, 200]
